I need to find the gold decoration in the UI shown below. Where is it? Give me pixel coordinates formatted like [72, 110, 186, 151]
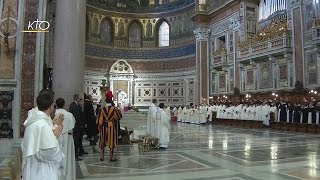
[212, 47, 227, 57]
[238, 18, 288, 49]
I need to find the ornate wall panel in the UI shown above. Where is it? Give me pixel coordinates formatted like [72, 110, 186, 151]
[135, 80, 185, 106]
[219, 74, 226, 93]
[186, 79, 194, 105]
[278, 58, 288, 87]
[84, 71, 107, 103]
[259, 61, 273, 89]
[246, 66, 254, 91]
[306, 51, 318, 85]
[304, 2, 313, 43]
[0, 91, 13, 138]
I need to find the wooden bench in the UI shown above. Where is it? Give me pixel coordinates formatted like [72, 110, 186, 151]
[213, 118, 264, 129]
[270, 122, 320, 134]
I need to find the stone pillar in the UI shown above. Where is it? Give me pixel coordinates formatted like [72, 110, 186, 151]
[52, 0, 86, 105]
[193, 27, 210, 105]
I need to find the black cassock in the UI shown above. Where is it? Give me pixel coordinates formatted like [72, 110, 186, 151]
[84, 100, 97, 139]
[307, 107, 317, 124]
[301, 107, 308, 123]
[317, 106, 320, 124]
[293, 105, 301, 123]
[287, 105, 294, 123]
[278, 103, 287, 122]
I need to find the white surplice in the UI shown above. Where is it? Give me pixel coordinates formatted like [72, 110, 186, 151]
[147, 103, 158, 136]
[177, 107, 182, 122]
[55, 109, 76, 180]
[157, 109, 170, 148]
[200, 106, 207, 124]
[172, 107, 178, 117]
[261, 105, 271, 126]
[22, 111, 64, 180]
[270, 106, 278, 122]
[165, 107, 171, 119]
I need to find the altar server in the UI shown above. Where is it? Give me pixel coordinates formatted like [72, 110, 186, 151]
[157, 103, 170, 149]
[147, 99, 158, 136]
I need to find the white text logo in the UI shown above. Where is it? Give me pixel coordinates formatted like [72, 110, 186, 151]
[22, 19, 50, 33]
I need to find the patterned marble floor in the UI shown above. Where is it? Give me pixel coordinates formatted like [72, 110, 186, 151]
[78, 112, 320, 180]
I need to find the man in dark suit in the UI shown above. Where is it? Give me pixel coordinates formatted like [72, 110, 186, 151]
[69, 94, 88, 160]
[84, 94, 98, 146]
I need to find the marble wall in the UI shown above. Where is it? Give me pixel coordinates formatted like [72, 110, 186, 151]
[84, 69, 195, 106]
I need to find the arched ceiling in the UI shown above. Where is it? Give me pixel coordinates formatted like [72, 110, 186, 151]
[87, 0, 195, 13]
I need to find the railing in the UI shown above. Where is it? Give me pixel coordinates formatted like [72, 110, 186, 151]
[212, 49, 234, 66]
[237, 36, 292, 60]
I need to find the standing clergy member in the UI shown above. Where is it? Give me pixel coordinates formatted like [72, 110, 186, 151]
[147, 99, 158, 136]
[96, 92, 122, 161]
[22, 90, 64, 180]
[55, 98, 76, 180]
[157, 103, 170, 149]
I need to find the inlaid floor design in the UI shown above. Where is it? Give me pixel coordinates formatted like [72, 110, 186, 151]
[78, 112, 320, 180]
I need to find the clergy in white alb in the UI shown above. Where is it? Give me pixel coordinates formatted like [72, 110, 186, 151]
[261, 103, 271, 126]
[172, 106, 178, 120]
[22, 90, 64, 180]
[55, 98, 76, 180]
[165, 106, 171, 119]
[157, 103, 170, 148]
[147, 99, 158, 136]
[177, 106, 182, 122]
[200, 105, 207, 124]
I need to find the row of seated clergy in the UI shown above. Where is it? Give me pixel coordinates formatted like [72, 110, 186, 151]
[175, 105, 208, 124]
[206, 104, 319, 126]
[277, 103, 320, 124]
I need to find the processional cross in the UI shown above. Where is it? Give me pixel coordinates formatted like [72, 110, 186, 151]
[1, 6, 14, 54]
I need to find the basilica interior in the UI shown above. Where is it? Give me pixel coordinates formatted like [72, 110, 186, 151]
[1, 0, 320, 179]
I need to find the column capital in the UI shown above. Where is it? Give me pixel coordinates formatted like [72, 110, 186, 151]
[193, 27, 211, 41]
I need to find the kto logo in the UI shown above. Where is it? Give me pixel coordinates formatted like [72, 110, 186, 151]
[22, 19, 50, 33]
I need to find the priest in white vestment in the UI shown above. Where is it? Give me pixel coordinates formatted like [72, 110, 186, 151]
[177, 106, 182, 122]
[172, 106, 178, 121]
[147, 99, 158, 136]
[55, 98, 76, 180]
[22, 90, 64, 180]
[165, 106, 171, 119]
[261, 103, 271, 126]
[270, 103, 278, 122]
[241, 104, 247, 120]
[200, 105, 207, 124]
[157, 103, 170, 149]
[255, 104, 262, 121]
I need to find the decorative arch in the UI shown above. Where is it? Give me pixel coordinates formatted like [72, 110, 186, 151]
[128, 20, 143, 48]
[110, 60, 134, 74]
[155, 18, 170, 47]
[100, 17, 114, 46]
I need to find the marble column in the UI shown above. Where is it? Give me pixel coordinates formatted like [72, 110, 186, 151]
[52, 0, 86, 105]
[193, 27, 210, 105]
